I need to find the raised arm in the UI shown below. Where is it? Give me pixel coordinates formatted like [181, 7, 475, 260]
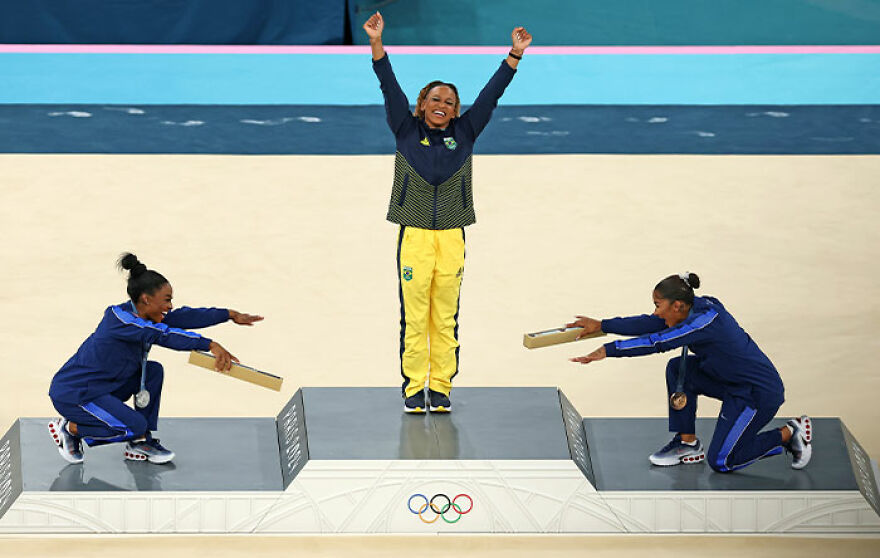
[363, 11, 385, 61]
[460, 26, 533, 139]
[506, 26, 532, 70]
[364, 12, 412, 135]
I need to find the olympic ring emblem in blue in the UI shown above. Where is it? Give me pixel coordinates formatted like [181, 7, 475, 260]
[407, 493, 473, 524]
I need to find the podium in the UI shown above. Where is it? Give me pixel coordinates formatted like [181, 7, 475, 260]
[1, 387, 878, 533]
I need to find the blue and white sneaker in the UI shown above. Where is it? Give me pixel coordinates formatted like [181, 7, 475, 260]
[48, 418, 84, 464]
[428, 390, 451, 413]
[786, 415, 813, 470]
[124, 436, 175, 464]
[649, 434, 705, 466]
[404, 390, 427, 414]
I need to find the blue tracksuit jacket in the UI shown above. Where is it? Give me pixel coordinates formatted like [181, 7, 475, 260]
[49, 301, 229, 404]
[601, 296, 785, 402]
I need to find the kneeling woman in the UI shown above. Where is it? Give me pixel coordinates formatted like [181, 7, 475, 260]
[568, 273, 812, 472]
[48, 253, 263, 464]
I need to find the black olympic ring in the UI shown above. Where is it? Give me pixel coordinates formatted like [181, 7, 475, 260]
[407, 493, 474, 524]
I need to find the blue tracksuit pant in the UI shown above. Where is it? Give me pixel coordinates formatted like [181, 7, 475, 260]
[50, 361, 164, 447]
[666, 356, 784, 473]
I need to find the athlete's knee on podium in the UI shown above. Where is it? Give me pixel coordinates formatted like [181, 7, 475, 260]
[706, 449, 733, 474]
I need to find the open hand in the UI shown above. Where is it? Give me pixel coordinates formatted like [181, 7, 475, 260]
[511, 26, 532, 52]
[229, 310, 264, 326]
[363, 11, 384, 40]
[570, 346, 606, 365]
[565, 315, 602, 339]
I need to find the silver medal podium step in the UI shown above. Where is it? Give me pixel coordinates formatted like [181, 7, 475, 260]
[1, 387, 878, 534]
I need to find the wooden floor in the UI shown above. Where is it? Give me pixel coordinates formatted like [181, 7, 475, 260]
[1, 153, 878, 555]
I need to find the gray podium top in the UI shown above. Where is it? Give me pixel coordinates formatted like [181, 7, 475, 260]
[584, 417, 859, 491]
[19, 418, 283, 492]
[298, 387, 573, 461]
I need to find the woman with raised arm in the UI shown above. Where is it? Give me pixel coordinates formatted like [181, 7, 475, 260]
[568, 273, 813, 473]
[47, 253, 263, 464]
[363, 12, 532, 414]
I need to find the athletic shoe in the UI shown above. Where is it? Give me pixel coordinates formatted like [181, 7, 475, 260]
[124, 437, 175, 464]
[786, 415, 813, 470]
[428, 390, 451, 413]
[649, 434, 705, 466]
[48, 418, 84, 464]
[404, 390, 427, 414]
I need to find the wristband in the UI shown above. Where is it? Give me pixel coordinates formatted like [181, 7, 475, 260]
[508, 50, 522, 60]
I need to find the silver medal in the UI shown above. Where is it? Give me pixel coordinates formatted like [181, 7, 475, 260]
[135, 389, 150, 408]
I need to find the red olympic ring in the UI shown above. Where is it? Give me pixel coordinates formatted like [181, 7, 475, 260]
[408, 493, 474, 524]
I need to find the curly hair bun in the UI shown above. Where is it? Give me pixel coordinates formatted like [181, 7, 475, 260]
[118, 252, 147, 278]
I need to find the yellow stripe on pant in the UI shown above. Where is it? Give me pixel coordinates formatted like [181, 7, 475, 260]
[397, 226, 465, 398]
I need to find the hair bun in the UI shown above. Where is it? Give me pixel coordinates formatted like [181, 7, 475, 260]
[118, 252, 147, 277]
[678, 271, 701, 290]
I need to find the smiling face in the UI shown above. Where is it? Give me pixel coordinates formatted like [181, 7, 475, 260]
[419, 85, 458, 129]
[652, 290, 689, 328]
[139, 283, 173, 323]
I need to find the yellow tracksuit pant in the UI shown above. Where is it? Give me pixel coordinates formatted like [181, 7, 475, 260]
[397, 226, 465, 398]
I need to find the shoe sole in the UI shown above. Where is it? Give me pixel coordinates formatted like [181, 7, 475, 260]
[429, 406, 450, 413]
[403, 406, 426, 414]
[124, 449, 175, 464]
[649, 451, 705, 466]
[48, 421, 83, 464]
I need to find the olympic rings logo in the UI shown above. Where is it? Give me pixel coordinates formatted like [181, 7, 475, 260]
[407, 493, 473, 524]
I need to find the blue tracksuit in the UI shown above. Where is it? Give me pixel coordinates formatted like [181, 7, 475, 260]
[602, 296, 787, 472]
[49, 301, 228, 445]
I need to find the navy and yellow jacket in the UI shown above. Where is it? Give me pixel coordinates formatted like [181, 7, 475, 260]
[49, 301, 229, 404]
[372, 54, 516, 229]
[601, 296, 785, 401]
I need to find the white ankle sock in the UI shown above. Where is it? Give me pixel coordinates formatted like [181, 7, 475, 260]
[682, 439, 697, 446]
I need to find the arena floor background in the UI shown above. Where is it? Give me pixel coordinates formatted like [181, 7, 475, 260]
[1, 153, 879, 556]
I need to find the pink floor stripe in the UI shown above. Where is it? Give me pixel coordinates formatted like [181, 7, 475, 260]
[0, 44, 879, 55]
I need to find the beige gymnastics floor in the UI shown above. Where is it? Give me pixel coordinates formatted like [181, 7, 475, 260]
[1, 154, 878, 556]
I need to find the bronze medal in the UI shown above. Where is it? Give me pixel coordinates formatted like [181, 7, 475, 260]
[670, 392, 687, 411]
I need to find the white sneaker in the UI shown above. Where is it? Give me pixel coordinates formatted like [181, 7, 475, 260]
[649, 435, 705, 466]
[48, 418, 84, 464]
[124, 437, 175, 464]
[787, 415, 812, 470]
